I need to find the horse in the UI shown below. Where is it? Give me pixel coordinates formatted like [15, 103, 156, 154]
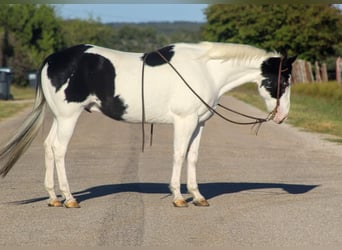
[0, 42, 296, 208]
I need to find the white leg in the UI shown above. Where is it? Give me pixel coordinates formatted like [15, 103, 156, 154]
[187, 123, 209, 206]
[44, 119, 62, 207]
[170, 115, 198, 207]
[52, 114, 81, 208]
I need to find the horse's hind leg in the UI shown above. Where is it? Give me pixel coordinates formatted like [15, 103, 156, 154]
[52, 113, 81, 208]
[44, 118, 62, 207]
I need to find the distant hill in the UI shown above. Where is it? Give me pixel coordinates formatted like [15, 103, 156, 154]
[104, 21, 204, 51]
[108, 21, 204, 35]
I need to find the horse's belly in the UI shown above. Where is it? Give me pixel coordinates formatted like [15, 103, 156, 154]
[121, 105, 173, 124]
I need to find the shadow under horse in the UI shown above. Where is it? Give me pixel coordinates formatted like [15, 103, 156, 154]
[11, 182, 318, 205]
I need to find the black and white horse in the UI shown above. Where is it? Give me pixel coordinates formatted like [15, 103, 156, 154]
[0, 42, 296, 208]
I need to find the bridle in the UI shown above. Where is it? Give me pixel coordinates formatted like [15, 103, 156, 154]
[140, 50, 284, 151]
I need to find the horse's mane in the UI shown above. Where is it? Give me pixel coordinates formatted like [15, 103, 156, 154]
[200, 42, 279, 62]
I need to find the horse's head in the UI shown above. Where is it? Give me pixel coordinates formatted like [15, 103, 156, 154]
[258, 55, 297, 124]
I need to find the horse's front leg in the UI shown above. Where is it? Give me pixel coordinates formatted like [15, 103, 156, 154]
[187, 122, 209, 207]
[170, 115, 198, 207]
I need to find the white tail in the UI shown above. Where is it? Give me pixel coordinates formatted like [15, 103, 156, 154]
[0, 77, 46, 177]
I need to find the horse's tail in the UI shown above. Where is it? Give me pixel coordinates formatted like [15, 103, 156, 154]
[0, 67, 46, 177]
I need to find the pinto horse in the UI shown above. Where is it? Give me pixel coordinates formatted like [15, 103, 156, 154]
[0, 42, 296, 208]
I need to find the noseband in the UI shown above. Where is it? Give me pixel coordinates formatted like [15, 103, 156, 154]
[140, 50, 284, 151]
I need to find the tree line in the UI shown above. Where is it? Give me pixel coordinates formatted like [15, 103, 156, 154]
[0, 4, 341, 85]
[202, 5, 342, 62]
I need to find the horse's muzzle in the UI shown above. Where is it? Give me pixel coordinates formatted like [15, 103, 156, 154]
[273, 114, 288, 124]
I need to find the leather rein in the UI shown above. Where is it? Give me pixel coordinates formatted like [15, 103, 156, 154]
[140, 50, 284, 151]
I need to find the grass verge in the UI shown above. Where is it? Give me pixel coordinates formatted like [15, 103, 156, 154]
[0, 85, 35, 121]
[230, 82, 342, 141]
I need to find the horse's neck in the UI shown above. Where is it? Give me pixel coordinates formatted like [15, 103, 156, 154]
[207, 58, 263, 98]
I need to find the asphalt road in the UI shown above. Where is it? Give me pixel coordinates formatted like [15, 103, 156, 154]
[0, 96, 342, 247]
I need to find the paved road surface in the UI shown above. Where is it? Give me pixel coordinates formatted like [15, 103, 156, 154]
[0, 96, 342, 247]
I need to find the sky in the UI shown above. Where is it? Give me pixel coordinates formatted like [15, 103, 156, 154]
[54, 4, 208, 23]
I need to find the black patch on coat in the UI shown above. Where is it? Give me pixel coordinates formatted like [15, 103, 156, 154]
[141, 45, 175, 66]
[45, 45, 127, 120]
[46, 44, 92, 92]
[260, 56, 296, 99]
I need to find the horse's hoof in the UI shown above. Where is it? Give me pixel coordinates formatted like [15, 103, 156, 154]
[193, 199, 210, 207]
[64, 199, 81, 208]
[48, 199, 63, 207]
[173, 199, 188, 208]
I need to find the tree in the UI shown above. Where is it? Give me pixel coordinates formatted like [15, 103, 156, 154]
[202, 5, 342, 61]
[114, 25, 166, 52]
[0, 4, 64, 85]
[61, 19, 117, 48]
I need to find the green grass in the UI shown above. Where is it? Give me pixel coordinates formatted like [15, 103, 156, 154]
[230, 82, 342, 140]
[0, 85, 35, 121]
[10, 85, 35, 100]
